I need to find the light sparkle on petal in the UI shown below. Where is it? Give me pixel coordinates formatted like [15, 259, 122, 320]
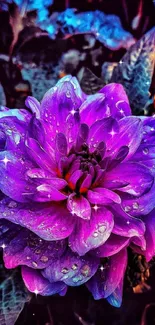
[1, 243, 6, 249]
[93, 204, 99, 212]
[34, 289, 39, 296]
[109, 129, 117, 137]
[1, 156, 11, 167]
[70, 109, 76, 115]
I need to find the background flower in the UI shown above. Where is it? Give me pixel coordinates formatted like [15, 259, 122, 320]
[0, 75, 155, 307]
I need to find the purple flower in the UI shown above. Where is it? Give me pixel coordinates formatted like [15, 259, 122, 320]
[0, 76, 155, 307]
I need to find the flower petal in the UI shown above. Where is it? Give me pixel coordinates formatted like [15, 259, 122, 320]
[99, 83, 131, 120]
[0, 151, 36, 202]
[122, 181, 155, 216]
[22, 266, 66, 296]
[0, 220, 66, 269]
[106, 276, 124, 307]
[69, 207, 114, 255]
[80, 83, 131, 127]
[107, 116, 143, 159]
[0, 197, 75, 241]
[25, 96, 41, 118]
[88, 117, 119, 152]
[42, 248, 99, 286]
[34, 184, 67, 202]
[25, 137, 56, 173]
[111, 204, 145, 238]
[67, 194, 91, 220]
[87, 249, 127, 299]
[92, 234, 129, 257]
[87, 188, 121, 205]
[141, 209, 155, 261]
[40, 76, 85, 145]
[104, 162, 153, 196]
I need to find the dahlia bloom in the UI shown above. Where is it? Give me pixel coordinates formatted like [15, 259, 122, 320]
[0, 76, 155, 307]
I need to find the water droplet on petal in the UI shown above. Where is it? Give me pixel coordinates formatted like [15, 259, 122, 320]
[66, 90, 71, 98]
[8, 201, 17, 208]
[81, 265, 90, 276]
[98, 225, 106, 233]
[32, 261, 38, 268]
[132, 202, 139, 210]
[72, 264, 78, 271]
[143, 148, 149, 155]
[40, 256, 48, 263]
[93, 231, 98, 237]
[124, 206, 131, 212]
[61, 267, 69, 274]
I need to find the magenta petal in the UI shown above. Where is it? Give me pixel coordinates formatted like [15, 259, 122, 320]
[42, 248, 99, 286]
[86, 249, 127, 299]
[40, 76, 84, 141]
[25, 137, 56, 173]
[68, 170, 83, 190]
[92, 234, 129, 257]
[87, 188, 121, 205]
[0, 198, 75, 241]
[107, 276, 124, 307]
[111, 204, 145, 238]
[0, 221, 66, 269]
[25, 96, 41, 118]
[104, 162, 153, 196]
[79, 93, 108, 126]
[142, 209, 155, 261]
[69, 207, 114, 255]
[108, 116, 143, 159]
[34, 184, 67, 202]
[0, 151, 36, 202]
[99, 83, 131, 121]
[67, 194, 91, 220]
[88, 117, 119, 151]
[22, 266, 66, 296]
[122, 181, 155, 216]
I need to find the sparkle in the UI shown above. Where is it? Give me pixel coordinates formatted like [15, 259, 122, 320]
[99, 265, 105, 271]
[109, 129, 117, 137]
[93, 204, 99, 211]
[126, 221, 130, 224]
[1, 156, 11, 167]
[120, 109, 124, 114]
[34, 289, 39, 296]
[70, 109, 76, 115]
[1, 243, 6, 249]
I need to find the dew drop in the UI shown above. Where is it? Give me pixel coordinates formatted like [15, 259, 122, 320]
[26, 256, 31, 260]
[72, 264, 78, 271]
[66, 90, 71, 98]
[132, 202, 139, 210]
[93, 231, 98, 237]
[143, 148, 149, 155]
[124, 206, 131, 212]
[8, 201, 17, 208]
[81, 265, 90, 276]
[35, 249, 41, 254]
[61, 267, 69, 274]
[98, 225, 106, 233]
[32, 262, 38, 268]
[40, 256, 48, 263]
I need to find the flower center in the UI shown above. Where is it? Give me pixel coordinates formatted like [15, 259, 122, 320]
[63, 143, 104, 195]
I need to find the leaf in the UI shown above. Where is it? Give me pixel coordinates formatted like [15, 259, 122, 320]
[101, 62, 118, 84]
[111, 27, 155, 115]
[80, 68, 105, 95]
[0, 256, 30, 325]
